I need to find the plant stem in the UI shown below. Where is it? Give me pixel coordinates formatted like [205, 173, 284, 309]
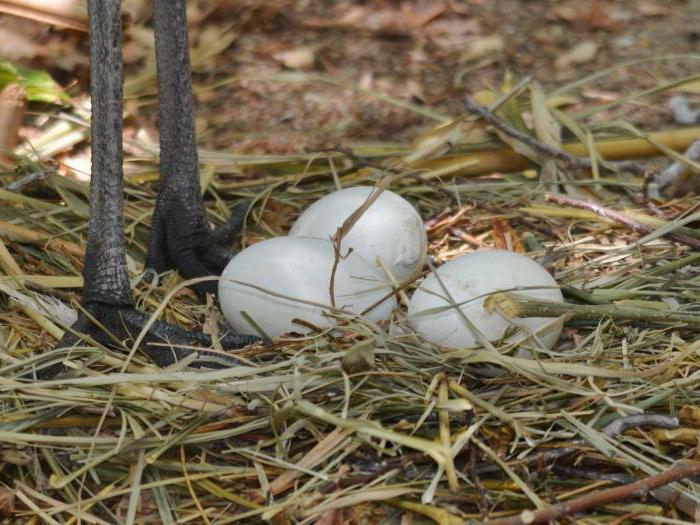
[486, 293, 700, 327]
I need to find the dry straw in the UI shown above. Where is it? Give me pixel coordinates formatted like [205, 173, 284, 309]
[1, 56, 700, 524]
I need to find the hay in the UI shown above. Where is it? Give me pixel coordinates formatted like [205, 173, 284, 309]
[1, 65, 700, 524]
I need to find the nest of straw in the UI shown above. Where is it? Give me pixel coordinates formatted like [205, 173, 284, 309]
[1, 65, 700, 524]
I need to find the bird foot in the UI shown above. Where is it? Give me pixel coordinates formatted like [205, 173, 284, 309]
[30, 303, 260, 379]
[146, 199, 251, 297]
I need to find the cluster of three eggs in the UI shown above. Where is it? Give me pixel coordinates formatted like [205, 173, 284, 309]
[219, 187, 563, 348]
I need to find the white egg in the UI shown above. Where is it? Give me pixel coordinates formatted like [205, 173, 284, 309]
[289, 186, 427, 282]
[407, 250, 563, 349]
[219, 236, 397, 338]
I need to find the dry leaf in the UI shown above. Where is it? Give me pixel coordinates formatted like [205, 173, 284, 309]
[315, 508, 353, 525]
[116, 488, 157, 522]
[0, 487, 14, 518]
[555, 41, 598, 69]
[639, 1, 669, 16]
[192, 24, 237, 71]
[461, 34, 504, 63]
[492, 218, 524, 252]
[402, 0, 447, 28]
[549, 0, 624, 30]
[678, 405, 700, 426]
[303, 1, 446, 37]
[425, 17, 481, 50]
[122, 0, 150, 22]
[0, 27, 40, 60]
[0, 0, 87, 31]
[407, 118, 489, 162]
[0, 85, 25, 166]
[530, 82, 560, 183]
[273, 47, 315, 70]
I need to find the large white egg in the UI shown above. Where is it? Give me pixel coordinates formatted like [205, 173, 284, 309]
[289, 186, 427, 282]
[219, 236, 397, 337]
[407, 250, 563, 349]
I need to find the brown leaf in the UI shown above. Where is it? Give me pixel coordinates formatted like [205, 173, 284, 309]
[0, 487, 14, 518]
[116, 488, 157, 522]
[554, 41, 598, 69]
[303, 7, 367, 30]
[492, 218, 524, 253]
[639, 0, 669, 16]
[549, 0, 626, 30]
[0, 85, 26, 166]
[402, 0, 447, 28]
[202, 294, 222, 337]
[0, 0, 87, 32]
[303, 1, 446, 37]
[678, 405, 700, 426]
[315, 509, 347, 525]
[530, 82, 560, 183]
[424, 16, 481, 50]
[260, 199, 298, 236]
[0, 27, 40, 60]
[273, 46, 316, 70]
[460, 34, 504, 63]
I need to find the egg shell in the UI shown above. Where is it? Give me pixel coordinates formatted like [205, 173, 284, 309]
[289, 186, 427, 282]
[407, 250, 563, 349]
[219, 236, 397, 337]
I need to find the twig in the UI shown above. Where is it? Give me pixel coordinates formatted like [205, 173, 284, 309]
[474, 414, 679, 478]
[487, 292, 700, 326]
[551, 462, 700, 518]
[4, 167, 54, 192]
[551, 466, 632, 485]
[462, 97, 647, 175]
[482, 461, 700, 525]
[544, 193, 700, 249]
[328, 186, 385, 308]
[601, 414, 679, 438]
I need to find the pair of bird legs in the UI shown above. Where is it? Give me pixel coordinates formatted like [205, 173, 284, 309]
[36, 0, 258, 378]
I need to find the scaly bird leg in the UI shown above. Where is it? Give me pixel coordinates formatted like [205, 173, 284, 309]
[32, 0, 258, 380]
[147, 0, 242, 297]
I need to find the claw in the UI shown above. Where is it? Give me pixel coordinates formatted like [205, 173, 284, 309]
[34, 304, 261, 379]
[146, 199, 252, 298]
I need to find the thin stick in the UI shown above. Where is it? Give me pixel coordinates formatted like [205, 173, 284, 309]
[544, 193, 700, 249]
[462, 97, 647, 175]
[483, 461, 700, 525]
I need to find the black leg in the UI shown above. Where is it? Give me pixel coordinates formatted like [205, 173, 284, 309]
[83, 0, 132, 309]
[148, 0, 239, 297]
[35, 0, 259, 380]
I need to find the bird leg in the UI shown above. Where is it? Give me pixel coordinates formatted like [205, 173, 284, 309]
[33, 0, 257, 379]
[146, 0, 241, 298]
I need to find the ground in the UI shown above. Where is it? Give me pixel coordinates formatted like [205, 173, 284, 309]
[4, 0, 699, 153]
[1, 1, 700, 523]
